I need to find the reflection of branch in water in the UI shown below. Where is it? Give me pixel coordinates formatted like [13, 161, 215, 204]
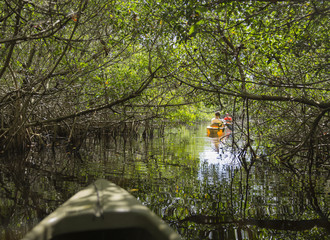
[210, 138, 221, 153]
[178, 214, 330, 232]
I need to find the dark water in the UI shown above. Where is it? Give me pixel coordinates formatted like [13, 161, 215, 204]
[0, 123, 329, 239]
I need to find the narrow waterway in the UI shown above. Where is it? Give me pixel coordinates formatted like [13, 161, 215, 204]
[0, 123, 329, 239]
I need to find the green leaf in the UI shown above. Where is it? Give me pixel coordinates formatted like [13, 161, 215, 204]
[196, 20, 204, 26]
[188, 25, 195, 35]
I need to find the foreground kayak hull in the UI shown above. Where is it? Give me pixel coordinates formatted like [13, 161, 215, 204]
[23, 179, 181, 240]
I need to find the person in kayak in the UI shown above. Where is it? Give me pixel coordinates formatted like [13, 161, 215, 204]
[224, 113, 233, 130]
[211, 111, 223, 127]
[224, 113, 232, 123]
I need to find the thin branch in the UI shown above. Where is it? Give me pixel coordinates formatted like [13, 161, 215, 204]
[26, 65, 162, 127]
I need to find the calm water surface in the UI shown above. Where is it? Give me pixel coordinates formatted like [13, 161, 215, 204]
[0, 123, 329, 239]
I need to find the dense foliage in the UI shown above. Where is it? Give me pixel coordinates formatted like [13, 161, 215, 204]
[1, 1, 329, 239]
[0, 1, 329, 171]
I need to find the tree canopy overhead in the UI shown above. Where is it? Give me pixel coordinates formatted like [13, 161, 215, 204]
[0, 0, 329, 161]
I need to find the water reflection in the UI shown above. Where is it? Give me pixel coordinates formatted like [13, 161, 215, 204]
[0, 123, 329, 240]
[198, 137, 239, 186]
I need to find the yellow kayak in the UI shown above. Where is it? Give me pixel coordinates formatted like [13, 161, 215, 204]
[207, 122, 226, 138]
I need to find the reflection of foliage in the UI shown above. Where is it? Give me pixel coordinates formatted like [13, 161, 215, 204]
[0, 124, 329, 239]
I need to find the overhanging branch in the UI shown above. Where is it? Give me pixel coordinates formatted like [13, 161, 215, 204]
[26, 65, 162, 127]
[179, 78, 330, 109]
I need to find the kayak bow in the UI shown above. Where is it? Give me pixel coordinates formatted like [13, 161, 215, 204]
[23, 179, 181, 240]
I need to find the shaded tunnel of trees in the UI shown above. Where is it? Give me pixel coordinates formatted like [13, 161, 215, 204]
[0, 0, 329, 238]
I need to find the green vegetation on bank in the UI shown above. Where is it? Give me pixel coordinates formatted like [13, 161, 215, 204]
[0, 0, 329, 165]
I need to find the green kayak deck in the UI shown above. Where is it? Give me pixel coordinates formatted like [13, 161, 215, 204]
[23, 179, 181, 240]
